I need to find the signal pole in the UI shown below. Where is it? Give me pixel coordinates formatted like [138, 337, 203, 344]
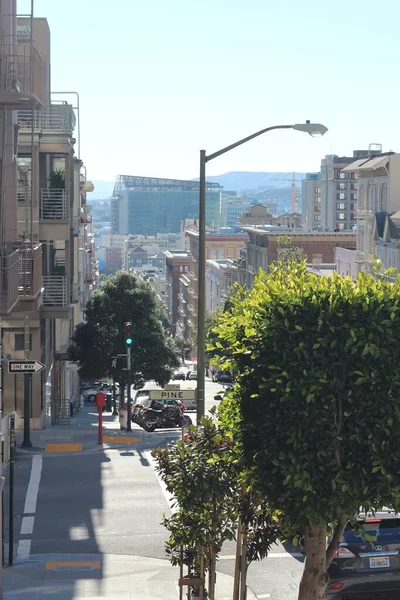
[124, 322, 133, 432]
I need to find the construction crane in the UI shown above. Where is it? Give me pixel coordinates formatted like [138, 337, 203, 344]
[267, 172, 301, 213]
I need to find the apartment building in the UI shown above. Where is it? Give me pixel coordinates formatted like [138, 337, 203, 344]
[342, 152, 400, 273]
[205, 259, 235, 313]
[235, 227, 356, 287]
[0, 7, 93, 428]
[181, 227, 248, 342]
[164, 250, 190, 335]
[237, 204, 303, 228]
[302, 151, 371, 230]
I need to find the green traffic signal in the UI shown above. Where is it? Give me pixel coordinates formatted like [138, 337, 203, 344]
[125, 337, 133, 346]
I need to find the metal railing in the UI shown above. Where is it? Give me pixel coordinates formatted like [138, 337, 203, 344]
[0, 250, 20, 310]
[18, 103, 76, 133]
[43, 274, 69, 306]
[40, 189, 69, 220]
[18, 244, 43, 297]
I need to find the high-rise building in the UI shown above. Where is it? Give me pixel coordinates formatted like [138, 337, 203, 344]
[220, 195, 251, 228]
[111, 175, 223, 235]
[302, 151, 372, 230]
[0, 5, 93, 433]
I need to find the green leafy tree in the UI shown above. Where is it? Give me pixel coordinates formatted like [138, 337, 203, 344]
[153, 410, 280, 600]
[68, 271, 180, 388]
[210, 264, 400, 600]
[276, 235, 305, 268]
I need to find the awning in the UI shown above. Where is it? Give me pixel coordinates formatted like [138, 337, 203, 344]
[342, 155, 390, 173]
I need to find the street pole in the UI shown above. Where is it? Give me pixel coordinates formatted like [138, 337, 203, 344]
[196, 150, 206, 424]
[21, 316, 32, 448]
[195, 123, 328, 423]
[8, 415, 15, 566]
[126, 347, 132, 431]
[112, 379, 118, 415]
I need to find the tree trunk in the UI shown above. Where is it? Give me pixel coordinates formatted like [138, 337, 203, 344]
[208, 547, 217, 600]
[233, 519, 242, 600]
[298, 525, 329, 600]
[239, 530, 248, 600]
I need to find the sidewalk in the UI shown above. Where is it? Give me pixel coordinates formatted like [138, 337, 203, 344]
[6, 406, 258, 599]
[3, 553, 257, 599]
[14, 404, 151, 455]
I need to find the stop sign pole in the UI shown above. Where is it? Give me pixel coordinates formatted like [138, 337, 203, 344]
[95, 392, 106, 444]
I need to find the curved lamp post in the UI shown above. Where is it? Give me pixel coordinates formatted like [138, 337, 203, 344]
[196, 121, 328, 423]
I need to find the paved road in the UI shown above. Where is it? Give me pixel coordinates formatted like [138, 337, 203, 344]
[4, 379, 303, 599]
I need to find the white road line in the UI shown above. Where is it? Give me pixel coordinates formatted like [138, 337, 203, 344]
[23, 455, 42, 514]
[20, 516, 34, 535]
[257, 595, 271, 599]
[16, 539, 31, 558]
[146, 451, 177, 513]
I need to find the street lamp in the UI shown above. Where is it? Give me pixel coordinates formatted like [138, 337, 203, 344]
[196, 120, 328, 423]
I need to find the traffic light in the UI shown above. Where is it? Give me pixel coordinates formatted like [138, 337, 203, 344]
[125, 322, 133, 347]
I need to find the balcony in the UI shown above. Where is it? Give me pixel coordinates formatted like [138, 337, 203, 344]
[18, 244, 43, 312]
[0, 250, 20, 313]
[40, 190, 69, 220]
[43, 275, 69, 305]
[42, 275, 71, 319]
[18, 103, 76, 135]
[39, 189, 70, 240]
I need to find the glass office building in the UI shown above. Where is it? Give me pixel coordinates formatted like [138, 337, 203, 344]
[111, 176, 222, 235]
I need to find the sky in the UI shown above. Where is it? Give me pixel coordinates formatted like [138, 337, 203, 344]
[20, 0, 400, 184]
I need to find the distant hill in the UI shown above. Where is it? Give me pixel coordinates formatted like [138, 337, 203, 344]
[89, 172, 307, 199]
[203, 171, 306, 192]
[88, 180, 115, 200]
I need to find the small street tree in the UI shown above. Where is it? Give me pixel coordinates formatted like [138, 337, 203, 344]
[68, 271, 180, 388]
[209, 264, 400, 600]
[152, 410, 280, 600]
[276, 235, 304, 268]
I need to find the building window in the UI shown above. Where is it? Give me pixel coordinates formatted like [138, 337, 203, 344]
[351, 193, 357, 201]
[314, 196, 321, 203]
[314, 205, 321, 212]
[314, 187, 321, 193]
[336, 213, 346, 220]
[336, 223, 345, 230]
[314, 215, 321, 221]
[336, 203, 346, 210]
[337, 183, 347, 190]
[337, 193, 347, 200]
[15, 334, 32, 351]
[339, 172, 347, 179]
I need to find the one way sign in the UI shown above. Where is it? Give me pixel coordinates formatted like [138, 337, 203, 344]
[8, 360, 45, 374]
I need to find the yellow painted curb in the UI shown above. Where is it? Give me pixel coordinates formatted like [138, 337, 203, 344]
[46, 561, 100, 570]
[45, 443, 83, 453]
[103, 435, 141, 444]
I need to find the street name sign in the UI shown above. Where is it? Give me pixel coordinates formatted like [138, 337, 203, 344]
[8, 360, 45, 374]
[149, 389, 196, 401]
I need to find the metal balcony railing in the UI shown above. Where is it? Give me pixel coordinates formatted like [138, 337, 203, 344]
[19, 244, 43, 297]
[43, 275, 69, 306]
[18, 103, 76, 134]
[40, 189, 69, 220]
[0, 250, 20, 310]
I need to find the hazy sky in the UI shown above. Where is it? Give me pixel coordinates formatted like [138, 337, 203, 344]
[24, 0, 400, 183]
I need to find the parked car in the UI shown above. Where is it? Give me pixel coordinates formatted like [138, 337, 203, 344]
[172, 371, 186, 381]
[212, 370, 234, 384]
[187, 371, 197, 381]
[326, 508, 400, 598]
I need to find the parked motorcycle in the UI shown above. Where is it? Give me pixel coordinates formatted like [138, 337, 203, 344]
[140, 402, 192, 432]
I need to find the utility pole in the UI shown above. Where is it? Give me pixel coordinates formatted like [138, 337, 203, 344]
[21, 316, 32, 448]
[124, 322, 133, 432]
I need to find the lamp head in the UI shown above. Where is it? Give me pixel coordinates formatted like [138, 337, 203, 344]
[293, 120, 328, 138]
